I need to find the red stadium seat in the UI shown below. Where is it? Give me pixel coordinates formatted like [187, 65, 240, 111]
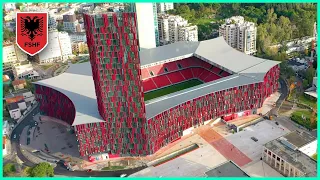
[167, 71, 185, 84]
[142, 79, 158, 92]
[141, 68, 150, 79]
[153, 75, 171, 88]
[180, 68, 194, 79]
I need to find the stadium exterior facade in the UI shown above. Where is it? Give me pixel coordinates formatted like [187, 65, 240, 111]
[34, 12, 280, 157]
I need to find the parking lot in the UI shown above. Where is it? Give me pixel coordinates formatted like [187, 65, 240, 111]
[225, 120, 290, 161]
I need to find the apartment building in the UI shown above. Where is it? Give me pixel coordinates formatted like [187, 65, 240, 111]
[37, 31, 72, 64]
[3, 43, 28, 73]
[63, 13, 81, 33]
[156, 3, 174, 13]
[158, 14, 198, 45]
[219, 16, 257, 55]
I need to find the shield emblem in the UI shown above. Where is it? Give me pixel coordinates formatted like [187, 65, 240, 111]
[16, 12, 48, 56]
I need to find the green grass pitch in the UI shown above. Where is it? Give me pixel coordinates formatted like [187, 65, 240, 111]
[144, 79, 203, 101]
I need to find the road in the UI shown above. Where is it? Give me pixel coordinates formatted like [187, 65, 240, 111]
[269, 77, 317, 137]
[269, 77, 288, 116]
[9, 105, 146, 177]
[10, 104, 41, 167]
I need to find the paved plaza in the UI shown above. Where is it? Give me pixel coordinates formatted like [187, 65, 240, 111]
[130, 134, 227, 177]
[243, 160, 283, 177]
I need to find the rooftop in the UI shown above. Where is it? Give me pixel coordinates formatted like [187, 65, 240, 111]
[12, 79, 26, 86]
[281, 131, 316, 149]
[205, 161, 250, 177]
[265, 132, 317, 177]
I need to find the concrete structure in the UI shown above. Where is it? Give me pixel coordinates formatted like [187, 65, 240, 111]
[179, 25, 198, 42]
[37, 31, 72, 64]
[4, 3, 16, 11]
[23, 91, 35, 103]
[263, 131, 317, 177]
[48, 12, 58, 31]
[63, 13, 80, 33]
[219, 16, 257, 55]
[7, 102, 22, 120]
[34, 10, 280, 159]
[71, 41, 88, 54]
[156, 3, 174, 13]
[126, 3, 158, 50]
[12, 79, 27, 90]
[3, 43, 27, 73]
[205, 161, 250, 177]
[298, 140, 317, 157]
[158, 14, 198, 46]
[70, 32, 87, 42]
[13, 64, 40, 80]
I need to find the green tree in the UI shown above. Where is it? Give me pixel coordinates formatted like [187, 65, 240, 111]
[57, 23, 64, 32]
[3, 163, 16, 176]
[302, 79, 309, 89]
[25, 79, 35, 93]
[4, 28, 15, 41]
[305, 67, 316, 85]
[29, 162, 54, 177]
[15, 3, 23, 9]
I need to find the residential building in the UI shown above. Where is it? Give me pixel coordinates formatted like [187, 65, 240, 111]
[178, 25, 198, 42]
[3, 121, 10, 136]
[22, 92, 35, 103]
[37, 31, 73, 64]
[71, 41, 88, 54]
[70, 32, 87, 42]
[263, 131, 317, 177]
[12, 79, 27, 90]
[63, 13, 81, 33]
[4, 3, 16, 11]
[158, 14, 198, 45]
[219, 16, 257, 55]
[3, 43, 27, 73]
[13, 64, 40, 80]
[48, 13, 58, 31]
[7, 102, 23, 120]
[126, 3, 158, 50]
[156, 3, 174, 13]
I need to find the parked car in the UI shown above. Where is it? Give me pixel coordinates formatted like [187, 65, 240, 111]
[251, 137, 258, 142]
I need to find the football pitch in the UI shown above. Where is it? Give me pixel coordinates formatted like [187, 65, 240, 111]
[144, 79, 203, 101]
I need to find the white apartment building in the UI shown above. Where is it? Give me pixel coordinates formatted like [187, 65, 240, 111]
[219, 16, 257, 55]
[158, 14, 198, 45]
[70, 33, 87, 42]
[48, 13, 57, 31]
[156, 3, 174, 13]
[178, 25, 198, 42]
[126, 3, 157, 50]
[3, 44, 28, 72]
[38, 31, 73, 64]
[4, 3, 16, 11]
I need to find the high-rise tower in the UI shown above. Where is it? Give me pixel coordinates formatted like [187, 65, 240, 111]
[83, 12, 148, 155]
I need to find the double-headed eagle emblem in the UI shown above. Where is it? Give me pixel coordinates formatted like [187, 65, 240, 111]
[20, 16, 44, 41]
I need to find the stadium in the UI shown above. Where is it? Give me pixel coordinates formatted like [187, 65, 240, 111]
[34, 12, 280, 158]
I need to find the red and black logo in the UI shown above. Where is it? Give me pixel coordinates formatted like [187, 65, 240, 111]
[16, 12, 48, 56]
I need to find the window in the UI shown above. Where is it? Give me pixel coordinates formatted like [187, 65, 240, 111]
[164, 67, 168, 72]
[177, 64, 182, 69]
[150, 71, 154, 76]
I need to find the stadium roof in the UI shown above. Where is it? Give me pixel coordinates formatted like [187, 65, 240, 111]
[139, 41, 199, 66]
[34, 37, 280, 125]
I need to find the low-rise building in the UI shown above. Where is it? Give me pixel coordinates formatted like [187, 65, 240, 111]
[71, 41, 88, 54]
[204, 161, 250, 177]
[263, 131, 317, 177]
[12, 79, 27, 90]
[13, 64, 40, 80]
[70, 32, 87, 42]
[7, 102, 22, 120]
